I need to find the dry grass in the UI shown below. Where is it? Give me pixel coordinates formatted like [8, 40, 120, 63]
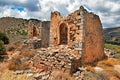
[110, 76, 120, 80]
[86, 65, 95, 73]
[97, 58, 120, 68]
[0, 69, 35, 80]
[20, 49, 36, 58]
[8, 58, 29, 71]
[96, 58, 120, 80]
[103, 70, 120, 80]
[49, 70, 75, 80]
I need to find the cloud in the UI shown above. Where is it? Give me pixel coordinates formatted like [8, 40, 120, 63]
[0, 0, 120, 28]
[0, 6, 29, 19]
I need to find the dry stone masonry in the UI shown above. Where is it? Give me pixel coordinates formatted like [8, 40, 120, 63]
[28, 20, 50, 48]
[50, 6, 105, 66]
[28, 5, 105, 71]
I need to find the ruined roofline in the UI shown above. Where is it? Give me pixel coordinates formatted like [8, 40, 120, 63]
[51, 5, 98, 18]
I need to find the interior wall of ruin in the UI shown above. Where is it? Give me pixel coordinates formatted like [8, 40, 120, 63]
[41, 21, 50, 47]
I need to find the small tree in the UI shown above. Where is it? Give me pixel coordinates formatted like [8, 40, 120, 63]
[0, 32, 9, 44]
[0, 40, 6, 55]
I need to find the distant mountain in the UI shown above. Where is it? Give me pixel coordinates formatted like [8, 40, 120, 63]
[104, 27, 120, 43]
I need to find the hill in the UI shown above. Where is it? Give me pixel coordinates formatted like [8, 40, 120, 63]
[104, 27, 120, 43]
[0, 17, 28, 32]
[0, 17, 41, 43]
[0, 17, 41, 32]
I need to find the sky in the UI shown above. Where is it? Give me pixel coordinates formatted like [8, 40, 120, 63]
[0, 0, 120, 28]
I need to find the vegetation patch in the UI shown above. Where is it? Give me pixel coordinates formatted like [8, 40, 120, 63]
[0, 40, 6, 55]
[104, 43, 120, 54]
[0, 32, 9, 44]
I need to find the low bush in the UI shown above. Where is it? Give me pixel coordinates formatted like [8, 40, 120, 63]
[0, 32, 9, 44]
[0, 40, 6, 55]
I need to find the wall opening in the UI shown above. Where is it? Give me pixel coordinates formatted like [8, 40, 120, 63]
[33, 27, 37, 37]
[59, 23, 68, 44]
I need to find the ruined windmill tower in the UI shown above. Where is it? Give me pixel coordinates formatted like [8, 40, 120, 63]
[50, 6, 105, 65]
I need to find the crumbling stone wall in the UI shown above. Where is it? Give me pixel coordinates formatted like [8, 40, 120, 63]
[49, 11, 63, 46]
[28, 20, 50, 48]
[28, 20, 42, 39]
[50, 6, 105, 67]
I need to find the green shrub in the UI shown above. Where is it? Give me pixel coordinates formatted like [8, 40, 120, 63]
[0, 32, 9, 44]
[0, 40, 6, 55]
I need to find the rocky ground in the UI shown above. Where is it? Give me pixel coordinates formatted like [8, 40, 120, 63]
[0, 43, 120, 80]
[14, 45, 82, 80]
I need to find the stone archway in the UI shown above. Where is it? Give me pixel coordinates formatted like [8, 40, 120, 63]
[33, 27, 37, 37]
[59, 23, 68, 44]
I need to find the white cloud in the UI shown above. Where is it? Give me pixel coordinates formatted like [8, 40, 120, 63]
[0, 0, 120, 27]
[0, 6, 29, 19]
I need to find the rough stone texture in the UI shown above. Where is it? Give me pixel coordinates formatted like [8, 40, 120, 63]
[41, 21, 50, 47]
[28, 20, 42, 39]
[50, 6, 105, 66]
[24, 37, 41, 49]
[84, 10, 105, 64]
[28, 20, 50, 48]
[27, 5, 105, 73]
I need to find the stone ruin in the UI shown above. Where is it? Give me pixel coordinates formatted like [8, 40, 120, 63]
[50, 6, 105, 65]
[28, 20, 50, 48]
[27, 6, 106, 71]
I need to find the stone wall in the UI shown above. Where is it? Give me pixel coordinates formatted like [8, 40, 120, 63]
[28, 5, 105, 69]
[28, 20, 50, 48]
[41, 21, 50, 47]
[50, 6, 105, 67]
[28, 20, 42, 39]
[49, 11, 63, 46]
[84, 13, 105, 64]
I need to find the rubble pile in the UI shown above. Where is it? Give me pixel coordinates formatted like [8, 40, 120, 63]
[9, 45, 86, 80]
[104, 48, 116, 58]
[24, 37, 41, 49]
[27, 45, 81, 79]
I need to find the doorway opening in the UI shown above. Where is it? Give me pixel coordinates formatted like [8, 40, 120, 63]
[59, 23, 68, 44]
[33, 27, 37, 37]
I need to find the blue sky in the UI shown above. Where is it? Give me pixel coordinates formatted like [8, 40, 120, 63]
[11, 7, 24, 12]
[0, 0, 120, 28]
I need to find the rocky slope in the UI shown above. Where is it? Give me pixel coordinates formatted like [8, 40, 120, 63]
[0, 17, 41, 33]
[0, 17, 28, 32]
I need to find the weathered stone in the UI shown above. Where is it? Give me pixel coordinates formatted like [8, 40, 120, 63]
[28, 20, 50, 48]
[50, 5, 105, 67]
[24, 38, 41, 49]
[23, 5, 106, 79]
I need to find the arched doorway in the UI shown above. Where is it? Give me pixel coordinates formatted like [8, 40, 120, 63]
[33, 27, 37, 37]
[59, 23, 68, 44]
